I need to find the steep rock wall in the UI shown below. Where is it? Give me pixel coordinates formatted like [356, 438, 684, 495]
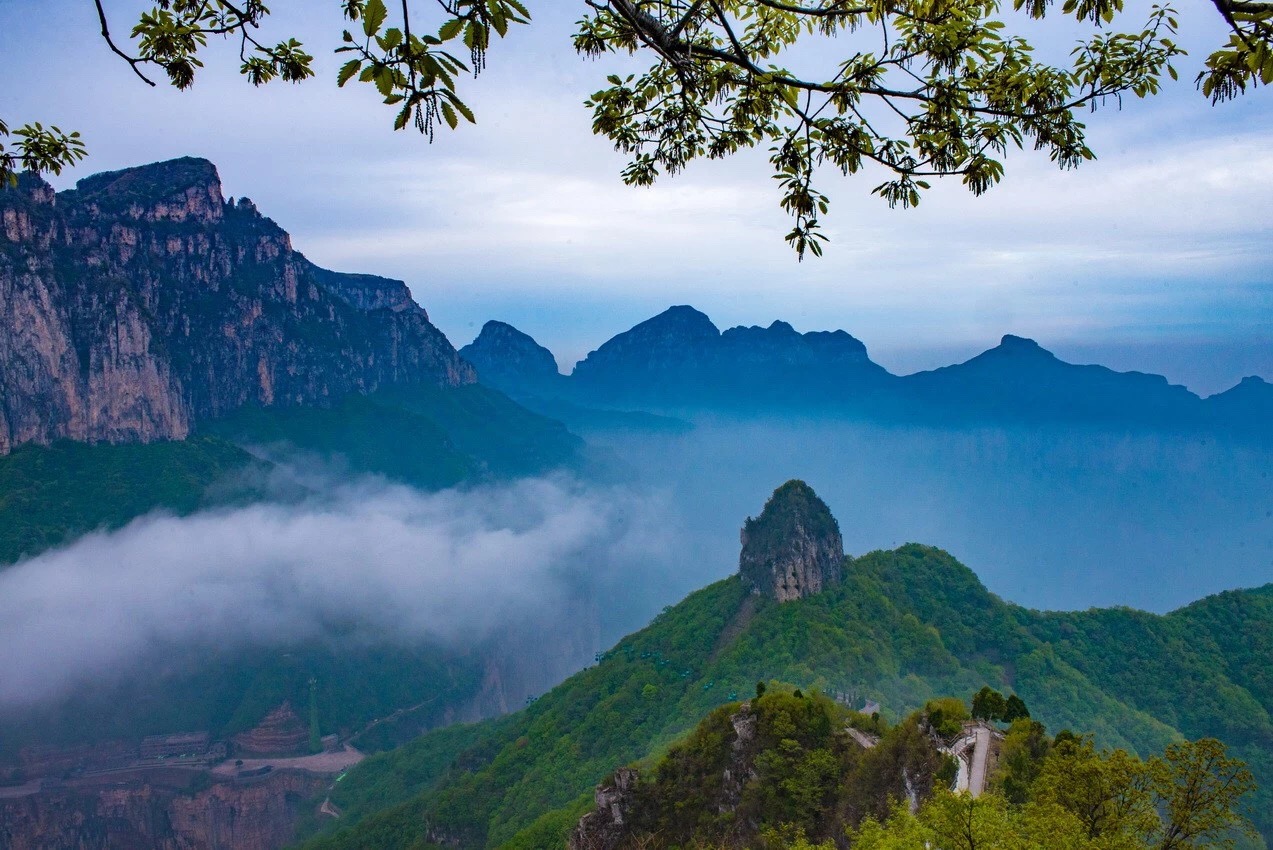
[739, 480, 844, 602]
[0, 769, 327, 850]
[0, 159, 474, 454]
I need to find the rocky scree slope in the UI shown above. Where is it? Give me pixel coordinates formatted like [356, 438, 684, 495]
[0, 158, 473, 454]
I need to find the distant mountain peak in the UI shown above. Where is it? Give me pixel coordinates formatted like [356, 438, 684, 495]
[571, 306, 721, 385]
[995, 334, 1049, 355]
[643, 305, 720, 335]
[740, 480, 844, 602]
[460, 321, 562, 392]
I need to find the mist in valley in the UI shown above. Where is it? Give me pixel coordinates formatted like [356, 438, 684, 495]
[0, 469, 688, 715]
[1, 417, 1269, 729]
[581, 416, 1273, 613]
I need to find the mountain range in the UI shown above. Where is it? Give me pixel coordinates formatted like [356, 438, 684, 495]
[0, 160, 589, 809]
[461, 307, 1272, 436]
[0, 158, 475, 453]
[1, 158, 1270, 850]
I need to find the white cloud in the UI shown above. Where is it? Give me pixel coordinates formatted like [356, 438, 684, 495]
[0, 475, 683, 709]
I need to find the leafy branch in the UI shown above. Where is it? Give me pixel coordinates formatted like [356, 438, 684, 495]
[1, 0, 1266, 260]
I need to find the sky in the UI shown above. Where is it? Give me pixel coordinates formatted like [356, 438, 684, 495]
[3, 1, 1271, 393]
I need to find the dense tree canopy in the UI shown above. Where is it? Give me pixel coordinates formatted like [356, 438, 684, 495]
[1, 0, 1268, 256]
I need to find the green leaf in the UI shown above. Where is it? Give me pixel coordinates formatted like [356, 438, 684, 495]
[337, 59, 361, 87]
[373, 66, 394, 98]
[449, 94, 475, 123]
[439, 18, 463, 41]
[362, 0, 387, 38]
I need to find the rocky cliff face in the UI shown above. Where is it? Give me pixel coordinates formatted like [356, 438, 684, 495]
[739, 480, 844, 602]
[569, 704, 761, 850]
[459, 320, 563, 395]
[0, 769, 327, 850]
[0, 158, 474, 454]
[569, 767, 641, 850]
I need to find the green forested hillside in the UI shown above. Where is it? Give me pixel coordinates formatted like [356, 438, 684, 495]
[0, 436, 259, 564]
[551, 686, 1256, 850]
[0, 383, 582, 568]
[207, 384, 583, 487]
[0, 384, 584, 760]
[299, 545, 1273, 850]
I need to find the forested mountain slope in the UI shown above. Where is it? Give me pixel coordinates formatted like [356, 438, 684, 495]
[300, 542, 1273, 849]
[0, 382, 582, 567]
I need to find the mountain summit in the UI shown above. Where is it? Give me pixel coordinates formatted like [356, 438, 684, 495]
[739, 480, 844, 601]
[459, 320, 562, 394]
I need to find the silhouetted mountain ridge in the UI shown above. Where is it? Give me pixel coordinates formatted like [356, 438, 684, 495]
[461, 308, 1268, 438]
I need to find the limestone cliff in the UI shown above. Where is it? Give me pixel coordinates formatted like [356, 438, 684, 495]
[0, 769, 327, 850]
[569, 767, 641, 850]
[0, 158, 474, 454]
[739, 480, 844, 602]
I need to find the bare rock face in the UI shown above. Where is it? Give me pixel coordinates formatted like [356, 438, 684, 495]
[0, 769, 327, 850]
[0, 157, 474, 454]
[739, 480, 844, 602]
[569, 767, 640, 850]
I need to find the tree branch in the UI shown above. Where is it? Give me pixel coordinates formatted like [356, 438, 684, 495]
[93, 0, 157, 86]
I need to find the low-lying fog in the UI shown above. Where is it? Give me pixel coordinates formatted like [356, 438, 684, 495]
[3, 418, 1269, 712]
[0, 473, 686, 710]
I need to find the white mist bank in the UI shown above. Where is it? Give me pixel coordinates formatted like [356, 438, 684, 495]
[0, 475, 685, 709]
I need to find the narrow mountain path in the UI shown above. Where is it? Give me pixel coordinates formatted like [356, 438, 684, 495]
[845, 728, 878, 750]
[967, 723, 992, 796]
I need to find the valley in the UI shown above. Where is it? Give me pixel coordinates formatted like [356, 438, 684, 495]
[1, 157, 1269, 850]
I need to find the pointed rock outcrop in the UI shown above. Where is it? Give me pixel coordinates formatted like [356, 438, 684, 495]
[739, 480, 844, 602]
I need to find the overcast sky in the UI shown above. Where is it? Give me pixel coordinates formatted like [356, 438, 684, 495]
[3, 1, 1270, 393]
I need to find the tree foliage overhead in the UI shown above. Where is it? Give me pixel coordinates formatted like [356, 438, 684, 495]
[1, 0, 1267, 252]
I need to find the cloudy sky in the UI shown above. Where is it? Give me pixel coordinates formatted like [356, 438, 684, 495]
[3, 1, 1270, 392]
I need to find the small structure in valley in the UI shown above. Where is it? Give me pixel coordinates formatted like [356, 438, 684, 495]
[231, 702, 310, 756]
[739, 480, 845, 602]
[140, 732, 212, 760]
